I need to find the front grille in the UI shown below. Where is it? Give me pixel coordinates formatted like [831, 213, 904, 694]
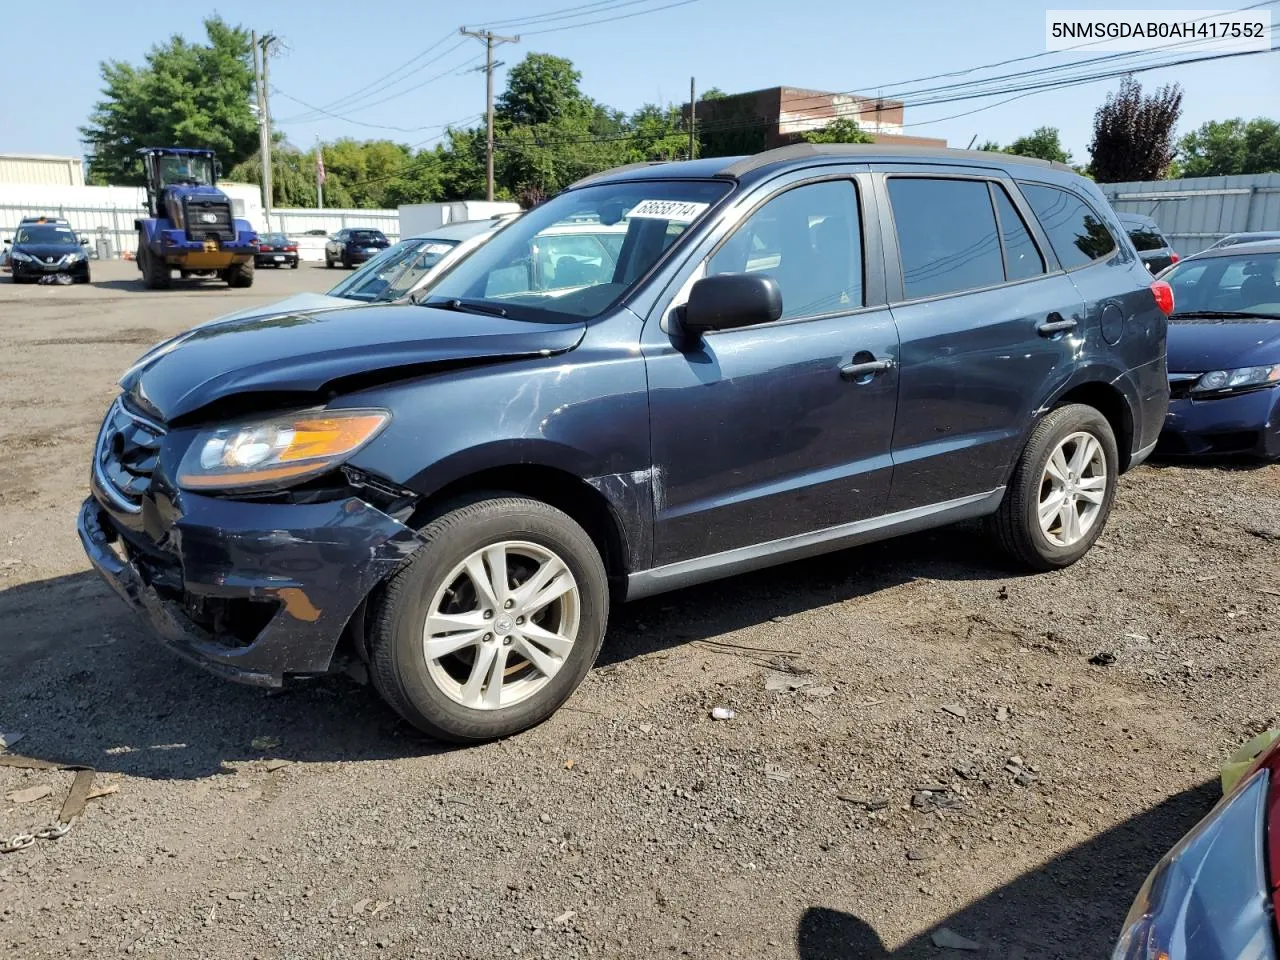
[182, 198, 235, 243]
[94, 398, 165, 513]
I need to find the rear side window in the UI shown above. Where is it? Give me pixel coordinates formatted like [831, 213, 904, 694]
[888, 178, 1004, 299]
[707, 179, 863, 321]
[1019, 183, 1117, 269]
[991, 185, 1045, 281]
[1127, 227, 1166, 252]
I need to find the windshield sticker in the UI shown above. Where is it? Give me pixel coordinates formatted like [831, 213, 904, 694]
[625, 199, 710, 223]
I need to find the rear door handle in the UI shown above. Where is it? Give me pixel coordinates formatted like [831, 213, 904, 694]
[840, 358, 894, 381]
[1037, 315, 1077, 336]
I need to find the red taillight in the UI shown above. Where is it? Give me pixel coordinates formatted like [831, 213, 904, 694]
[1151, 280, 1174, 316]
[1169, 251, 1180, 264]
[286, 245, 297, 252]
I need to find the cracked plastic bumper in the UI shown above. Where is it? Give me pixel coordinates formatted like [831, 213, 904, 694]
[77, 494, 423, 686]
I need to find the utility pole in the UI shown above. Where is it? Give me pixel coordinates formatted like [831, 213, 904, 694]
[252, 31, 269, 230]
[260, 34, 276, 229]
[460, 27, 519, 202]
[315, 136, 324, 210]
[688, 77, 696, 161]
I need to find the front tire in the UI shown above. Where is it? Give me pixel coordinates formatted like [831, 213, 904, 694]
[369, 496, 609, 743]
[988, 403, 1118, 570]
[139, 239, 170, 290]
[225, 258, 254, 288]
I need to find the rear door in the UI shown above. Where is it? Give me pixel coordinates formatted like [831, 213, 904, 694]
[643, 169, 901, 564]
[878, 168, 1087, 512]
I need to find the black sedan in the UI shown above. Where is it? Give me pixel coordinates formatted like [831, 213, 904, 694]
[254, 232, 299, 268]
[4, 222, 91, 283]
[1157, 240, 1280, 459]
[325, 228, 390, 268]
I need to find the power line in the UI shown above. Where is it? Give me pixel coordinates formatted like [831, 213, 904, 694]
[521, 0, 705, 35]
[279, 32, 457, 122]
[476, 0, 661, 30]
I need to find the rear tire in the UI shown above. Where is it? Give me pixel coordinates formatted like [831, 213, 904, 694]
[225, 258, 254, 288]
[290, 260, 299, 269]
[325, 255, 334, 268]
[987, 403, 1118, 570]
[368, 496, 609, 743]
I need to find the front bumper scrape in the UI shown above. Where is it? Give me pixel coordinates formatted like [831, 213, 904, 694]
[77, 495, 424, 686]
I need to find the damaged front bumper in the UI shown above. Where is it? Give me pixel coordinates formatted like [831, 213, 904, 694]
[77, 493, 423, 686]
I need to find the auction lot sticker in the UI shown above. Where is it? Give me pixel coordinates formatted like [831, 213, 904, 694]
[626, 200, 710, 222]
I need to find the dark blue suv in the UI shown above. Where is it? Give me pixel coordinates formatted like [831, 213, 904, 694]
[78, 144, 1171, 742]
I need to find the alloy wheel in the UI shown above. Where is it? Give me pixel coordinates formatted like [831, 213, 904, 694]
[1038, 431, 1107, 547]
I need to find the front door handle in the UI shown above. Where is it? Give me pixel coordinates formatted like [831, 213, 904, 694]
[1037, 315, 1078, 336]
[840, 357, 894, 381]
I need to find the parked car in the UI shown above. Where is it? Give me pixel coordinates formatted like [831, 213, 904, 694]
[254, 232, 299, 269]
[1207, 230, 1280, 250]
[1156, 240, 1280, 458]
[325, 228, 390, 268]
[78, 144, 1170, 742]
[1111, 738, 1280, 960]
[207, 217, 521, 324]
[4, 221, 91, 283]
[1118, 212, 1179, 274]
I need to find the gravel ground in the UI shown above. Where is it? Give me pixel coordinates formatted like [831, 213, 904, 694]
[1, 260, 1278, 959]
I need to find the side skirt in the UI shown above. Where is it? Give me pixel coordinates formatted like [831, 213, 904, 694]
[624, 487, 1005, 601]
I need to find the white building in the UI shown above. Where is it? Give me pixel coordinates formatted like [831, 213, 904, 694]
[0, 153, 86, 187]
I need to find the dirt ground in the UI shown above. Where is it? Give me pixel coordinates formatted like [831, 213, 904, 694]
[0, 260, 1277, 960]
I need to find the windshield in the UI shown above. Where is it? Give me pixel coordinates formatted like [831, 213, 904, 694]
[158, 155, 214, 187]
[1166, 252, 1280, 319]
[424, 180, 731, 322]
[328, 237, 458, 302]
[1127, 228, 1167, 252]
[15, 224, 79, 245]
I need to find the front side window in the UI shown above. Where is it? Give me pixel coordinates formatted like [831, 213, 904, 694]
[425, 179, 730, 322]
[1020, 183, 1117, 269]
[707, 180, 863, 321]
[889, 178, 1004, 299]
[328, 238, 457, 302]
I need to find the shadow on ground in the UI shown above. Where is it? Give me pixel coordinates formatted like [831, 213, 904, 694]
[795, 780, 1219, 959]
[0, 524, 1007, 781]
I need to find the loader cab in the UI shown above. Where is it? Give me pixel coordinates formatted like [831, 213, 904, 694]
[139, 148, 222, 222]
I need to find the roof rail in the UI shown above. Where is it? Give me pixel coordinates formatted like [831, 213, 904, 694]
[715, 143, 1075, 179]
[568, 161, 670, 190]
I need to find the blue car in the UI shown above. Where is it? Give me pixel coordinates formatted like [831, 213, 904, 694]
[78, 144, 1170, 742]
[1158, 240, 1280, 459]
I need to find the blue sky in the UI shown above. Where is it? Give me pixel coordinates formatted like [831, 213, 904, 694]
[2, 0, 1276, 166]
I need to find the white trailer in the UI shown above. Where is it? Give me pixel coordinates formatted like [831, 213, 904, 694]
[398, 200, 520, 238]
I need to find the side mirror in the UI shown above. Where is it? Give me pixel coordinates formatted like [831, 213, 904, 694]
[681, 273, 783, 336]
[214, 161, 223, 178]
[80, 236, 90, 245]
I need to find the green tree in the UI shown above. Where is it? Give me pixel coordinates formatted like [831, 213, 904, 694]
[1088, 77, 1183, 183]
[81, 17, 258, 185]
[497, 53, 591, 127]
[1006, 126, 1072, 164]
[1178, 118, 1280, 177]
[976, 140, 1002, 152]
[800, 117, 875, 145]
[627, 103, 691, 161]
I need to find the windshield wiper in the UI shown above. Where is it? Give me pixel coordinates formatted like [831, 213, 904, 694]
[426, 298, 508, 318]
[1170, 309, 1279, 320]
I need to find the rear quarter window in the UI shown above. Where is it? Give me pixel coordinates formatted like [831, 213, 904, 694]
[1019, 183, 1117, 270]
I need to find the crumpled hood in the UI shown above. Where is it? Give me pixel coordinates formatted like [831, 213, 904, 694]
[1167, 316, 1280, 372]
[120, 302, 586, 422]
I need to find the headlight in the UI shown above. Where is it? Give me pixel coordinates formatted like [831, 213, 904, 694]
[10, 250, 32, 262]
[1111, 770, 1276, 960]
[176, 409, 390, 492]
[1192, 365, 1280, 394]
[66, 250, 86, 262]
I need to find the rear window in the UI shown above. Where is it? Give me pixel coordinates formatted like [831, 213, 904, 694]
[350, 231, 386, 242]
[1019, 183, 1116, 269]
[888, 177, 1004, 299]
[1127, 228, 1167, 252]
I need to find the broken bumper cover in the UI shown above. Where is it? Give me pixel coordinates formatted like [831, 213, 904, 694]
[77, 494, 423, 686]
[1159, 387, 1280, 459]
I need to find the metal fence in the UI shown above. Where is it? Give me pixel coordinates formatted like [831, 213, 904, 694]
[1, 201, 401, 259]
[1099, 173, 1280, 255]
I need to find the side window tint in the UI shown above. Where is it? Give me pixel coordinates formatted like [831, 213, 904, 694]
[888, 178, 1004, 299]
[1019, 183, 1117, 269]
[991, 184, 1045, 281]
[707, 180, 863, 321]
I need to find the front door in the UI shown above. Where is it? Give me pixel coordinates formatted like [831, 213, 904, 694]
[643, 176, 900, 565]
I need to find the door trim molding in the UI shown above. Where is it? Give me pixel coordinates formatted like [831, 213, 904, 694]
[625, 486, 1005, 600]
